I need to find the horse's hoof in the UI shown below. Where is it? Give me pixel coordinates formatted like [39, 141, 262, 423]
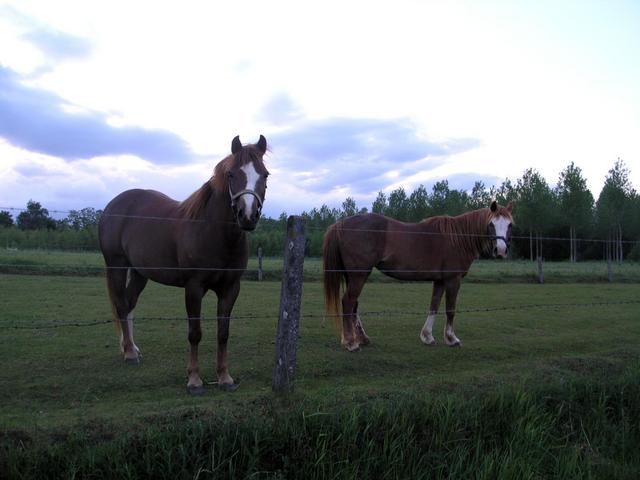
[359, 338, 371, 347]
[218, 381, 240, 392]
[422, 339, 437, 346]
[448, 341, 461, 348]
[124, 356, 142, 366]
[345, 345, 361, 353]
[187, 384, 205, 395]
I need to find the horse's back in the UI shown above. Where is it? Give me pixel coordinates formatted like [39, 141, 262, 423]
[331, 213, 390, 269]
[99, 189, 180, 263]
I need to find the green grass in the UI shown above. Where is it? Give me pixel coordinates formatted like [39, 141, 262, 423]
[1, 248, 640, 282]
[1, 271, 639, 478]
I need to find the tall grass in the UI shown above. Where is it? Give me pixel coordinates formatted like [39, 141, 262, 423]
[3, 365, 639, 479]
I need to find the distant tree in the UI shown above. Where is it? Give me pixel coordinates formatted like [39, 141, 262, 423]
[387, 187, 410, 221]
[408, 185, 429, 221]
[429, 181, 451, 216]
[469, 181, 492, 210]
[16, 200, 56, 230]
[514, 169, 556, 260]
[556, 162, 594, 261]
[340, 197, 358, 218]
[65, 208, 103, 230]
[495, 178, 517, 205]
[371, 191, 388, 215]
[443, 189, 470, 216]
[0, 210, 13, 228]
[596, 159, 636, 262]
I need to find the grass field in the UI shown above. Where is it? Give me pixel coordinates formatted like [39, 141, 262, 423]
[1, 266, 640, 477]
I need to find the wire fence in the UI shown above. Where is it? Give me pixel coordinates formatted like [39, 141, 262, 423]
[1, 209, 639, 331]
[2, 299, 639, 331]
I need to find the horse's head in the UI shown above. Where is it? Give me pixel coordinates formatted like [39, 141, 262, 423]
[227, 135, 269, 231]
[488, 200, 514, 258]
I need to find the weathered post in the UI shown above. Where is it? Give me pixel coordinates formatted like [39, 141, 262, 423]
[272, 216, 306, 394]
[608, 257, 613, 283]
[257, 246, 263, 281]
[537, 256, 544, 284]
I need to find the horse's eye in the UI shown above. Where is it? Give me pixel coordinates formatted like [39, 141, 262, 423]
[227, 172, 234, 178]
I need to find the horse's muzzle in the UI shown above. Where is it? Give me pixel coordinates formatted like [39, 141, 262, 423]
[235, 208, 261, 231]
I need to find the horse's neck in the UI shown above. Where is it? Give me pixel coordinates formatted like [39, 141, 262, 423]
[205, 189, 244, 239]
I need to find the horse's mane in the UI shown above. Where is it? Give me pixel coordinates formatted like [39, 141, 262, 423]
[179, 145, 263, 220]
[422, 208, 495, 256]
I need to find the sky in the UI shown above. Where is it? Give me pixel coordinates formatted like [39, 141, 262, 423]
[0, 0, 639, 219]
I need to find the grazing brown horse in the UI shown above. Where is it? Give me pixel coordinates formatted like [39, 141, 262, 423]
[99, 135, 269, 394]
[323, 201, 514, 351]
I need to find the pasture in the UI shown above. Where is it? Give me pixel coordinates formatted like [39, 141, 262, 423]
[1, 254, 640, 478]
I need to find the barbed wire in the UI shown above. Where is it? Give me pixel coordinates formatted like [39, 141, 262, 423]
[1, 299, 638, 330]
[1, 262, 636, 277]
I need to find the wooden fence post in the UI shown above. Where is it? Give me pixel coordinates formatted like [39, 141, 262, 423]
[272, 216, 306, 394]
[608, 257, 613, 283]
[257, 246, 263, 281]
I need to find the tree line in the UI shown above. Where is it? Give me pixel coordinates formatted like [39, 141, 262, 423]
[1, 159, 639, 260]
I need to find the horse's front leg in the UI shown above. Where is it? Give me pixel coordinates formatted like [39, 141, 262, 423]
[443, 277, 462, 347]
[420, 281, 444, 345]
[185, 284, 205, 394]
[215, 280, 241, 390]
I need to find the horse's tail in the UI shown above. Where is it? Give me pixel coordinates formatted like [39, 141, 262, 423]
[323, 223, 345, 333]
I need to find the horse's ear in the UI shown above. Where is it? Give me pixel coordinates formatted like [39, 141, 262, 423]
[257, 135, 267, 154]
[490, 200, 498, 212]
[231, 136, 242, 154]
[506, 202, 514, 213]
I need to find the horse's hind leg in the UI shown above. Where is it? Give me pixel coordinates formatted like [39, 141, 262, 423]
[443, 278, 462, 347]
[122, 269, 148, 358]
[106, 261, 144, 364]
[420, 281, 444, 345]
[353, 301, 371, 347]
[341, 273, 370, 352]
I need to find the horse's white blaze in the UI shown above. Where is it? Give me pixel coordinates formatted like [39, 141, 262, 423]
[492, 216, 510, 257]
[420, 313, 437, 344]
[239, 162, 261, 220]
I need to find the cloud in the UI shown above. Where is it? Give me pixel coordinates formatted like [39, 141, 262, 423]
[21, 28, 92, 63]
[0, 5, 92, 68]
[0, 66, 195, 164]
[267, 116, 480, 195]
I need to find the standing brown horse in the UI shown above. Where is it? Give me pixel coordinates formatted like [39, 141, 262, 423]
[323, 201, 514, 351]
[99, 135, 269, 394]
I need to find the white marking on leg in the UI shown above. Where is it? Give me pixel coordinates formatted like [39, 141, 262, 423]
[239, 162, 260, 220]
[420, 313, 437, 345]
[125, 268, 131, 288]
[127, 312, 140, 354]
[444, 323, 461, 346]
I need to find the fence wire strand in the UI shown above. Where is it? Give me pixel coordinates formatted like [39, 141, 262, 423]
[2, 299, 639, 330]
